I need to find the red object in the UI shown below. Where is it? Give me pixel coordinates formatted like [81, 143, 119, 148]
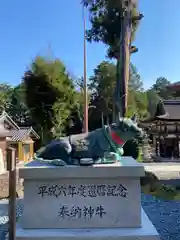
[111, 131, 124, 145]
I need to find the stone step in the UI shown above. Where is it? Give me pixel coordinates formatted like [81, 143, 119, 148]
[16, 209, 159, 240]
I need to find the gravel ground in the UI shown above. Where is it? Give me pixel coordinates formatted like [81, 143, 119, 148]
[0, 172, 23, 199]
[0, 194, 180, 240]
[141, 194, 180, 240]
[0, 219, 8, 240]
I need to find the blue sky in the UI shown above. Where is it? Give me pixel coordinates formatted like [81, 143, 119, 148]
[0, 0, 179, 89]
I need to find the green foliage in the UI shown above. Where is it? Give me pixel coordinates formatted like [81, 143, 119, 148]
[126, 90, 148, 118]
[143, 89, 168, 121]
[129, 64, 143, 91]
[74, 77, 90, 127]
[0, 83, 13, 111]
[141, 172, 180, 200]
[7, 83, 31, 126]
[140, 171, 158, 187]
[151, 77, 171, 99]
[89, 60, 147, 125]
[89, 61, 116, 117]
[126, 64, 146, 118]
[23, 56, 76, 143]
[150, 77, 180, 100]
[82, 0, 141, 58]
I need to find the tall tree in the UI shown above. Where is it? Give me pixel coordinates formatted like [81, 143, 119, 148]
[127, 90, 147, 118]
[89, 61, 146, 123]
[74, 77, 87, 123]
[129, 63, 143, 91]
[151, 77, 171, 99]
[127, 64, 145, 117]
[82, 0, 141, 58]
[7, 83, 32, 126]
[67, 77, 85, 134]
[23, 56, 76, 142]
[0, 83, 13, 111]
[89, 61, 116, 120]
[82, 0, 143, 120]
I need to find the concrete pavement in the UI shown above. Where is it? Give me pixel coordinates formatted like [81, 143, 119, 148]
[143, 162, 180, 180]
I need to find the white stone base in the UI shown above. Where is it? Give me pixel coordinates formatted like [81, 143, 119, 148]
[16, 209, 159, 240]
[20, 158, 144, 229]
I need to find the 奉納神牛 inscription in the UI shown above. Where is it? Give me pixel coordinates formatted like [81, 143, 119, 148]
[37, 184, 128, 198]
[58, 204, 106, 220]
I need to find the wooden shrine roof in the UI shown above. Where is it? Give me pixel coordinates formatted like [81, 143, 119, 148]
[10, 127, 40, 142]
[139, 100, 180, 125]
[155, 100, 180, 121]
[0, 111, 40, 141]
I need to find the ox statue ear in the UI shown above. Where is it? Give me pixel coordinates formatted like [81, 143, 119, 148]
[131, 114, 137, 123]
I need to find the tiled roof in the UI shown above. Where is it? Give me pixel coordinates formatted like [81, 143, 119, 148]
[156, 100, 180, 120]
[10, 128, 31, 141]
[10, 127, 40, 142]
[0, 112, 40, 141]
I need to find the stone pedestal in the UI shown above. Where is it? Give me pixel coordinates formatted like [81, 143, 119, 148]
[16, 157, 160, 240]
[16, 209, 159, 240]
